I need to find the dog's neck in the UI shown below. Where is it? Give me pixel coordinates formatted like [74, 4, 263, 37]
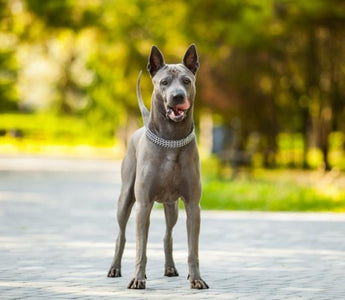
[145, 124, 195, 149]
[148, 98, 194, 141]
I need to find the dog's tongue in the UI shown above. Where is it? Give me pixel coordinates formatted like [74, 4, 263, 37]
[175, 102, 190, 112]
[168, 100, 191, 121]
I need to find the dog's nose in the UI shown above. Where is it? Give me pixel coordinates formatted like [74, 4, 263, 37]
[172, 91, 185, 103]
[173, 94, 184, 101]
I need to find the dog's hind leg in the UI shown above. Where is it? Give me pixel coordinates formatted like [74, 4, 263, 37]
[163, 201, 179, 277]
[108, 155, 136, 278]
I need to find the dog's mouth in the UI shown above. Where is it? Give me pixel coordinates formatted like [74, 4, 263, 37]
[166, 101, 191, 122]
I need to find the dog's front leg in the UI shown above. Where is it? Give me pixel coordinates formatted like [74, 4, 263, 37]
[128, 200, 154, 289]
[185, 201, 209, 289]
[164, 202, 179, 277]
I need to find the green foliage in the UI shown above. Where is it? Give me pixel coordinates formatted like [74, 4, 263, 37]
[0, 0, 345, 171]
[0, 1, 18, 112]
[200, 159, 345, 211]
[0, 49, 18, 111]
[26, 0, 100, 29]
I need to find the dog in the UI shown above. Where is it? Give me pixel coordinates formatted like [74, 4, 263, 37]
[107, 44, 209, 290]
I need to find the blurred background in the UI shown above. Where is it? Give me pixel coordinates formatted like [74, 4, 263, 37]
[1, 0, 345, 210]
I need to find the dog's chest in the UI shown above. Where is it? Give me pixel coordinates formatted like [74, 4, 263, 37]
[146, 151, 188, 203]
[157, 152, 183, 185]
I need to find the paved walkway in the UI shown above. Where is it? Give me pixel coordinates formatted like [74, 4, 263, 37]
[1, 156, 345, 299]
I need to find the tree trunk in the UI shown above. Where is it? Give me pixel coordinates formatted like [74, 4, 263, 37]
[319, 106, 332, 170]
[301, 107, 311, 169]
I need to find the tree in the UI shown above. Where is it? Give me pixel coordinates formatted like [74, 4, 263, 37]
[184, 0, 345, 169]
[0, 1, 18, 112]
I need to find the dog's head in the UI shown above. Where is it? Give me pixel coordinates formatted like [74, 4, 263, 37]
[147, 44, 199, 122]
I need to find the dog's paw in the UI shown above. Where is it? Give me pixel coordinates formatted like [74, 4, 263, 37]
[164, 266, 179, 277]
[107, 266, 121, 277]
[188, 276, 209, 289]
[127, 278, 146, 289]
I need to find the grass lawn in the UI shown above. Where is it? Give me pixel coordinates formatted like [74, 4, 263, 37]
[200, 159, 345, 212]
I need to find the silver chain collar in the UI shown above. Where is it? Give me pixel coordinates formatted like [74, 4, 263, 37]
[145, 126, 195, 148]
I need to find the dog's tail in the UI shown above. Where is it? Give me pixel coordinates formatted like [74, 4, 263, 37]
[137, 70, 150, 126]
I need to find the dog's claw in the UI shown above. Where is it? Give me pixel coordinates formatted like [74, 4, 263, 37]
[128, 278, 146, 289]
[164, 266, 179, 277]
[188, 275, 209, 289]
[107, 266, 121, 277]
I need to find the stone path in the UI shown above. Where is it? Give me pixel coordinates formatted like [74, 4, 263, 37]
[1, 156, 345, 299]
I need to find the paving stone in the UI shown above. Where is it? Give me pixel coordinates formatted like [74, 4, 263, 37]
[1, 156, 345, 299]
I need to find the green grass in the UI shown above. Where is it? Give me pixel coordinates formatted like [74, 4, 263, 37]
[201, 178, 345, 211]
[0, 113, 114, 145]
[200, 159, 345, 212]
[0, 113, 122, 158]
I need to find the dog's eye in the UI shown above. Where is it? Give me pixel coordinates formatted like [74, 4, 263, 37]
[183, 78, 191, 84]
[161, 79, 169, 86]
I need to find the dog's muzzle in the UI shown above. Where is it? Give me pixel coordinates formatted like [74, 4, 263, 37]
[166, 92, 191, 122]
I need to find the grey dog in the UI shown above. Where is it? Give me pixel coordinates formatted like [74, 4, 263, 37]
[107, 44, 209, 290]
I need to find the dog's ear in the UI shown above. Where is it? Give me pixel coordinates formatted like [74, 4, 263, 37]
[147, 45, 165, 78]
[183, 44, 199, 75]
